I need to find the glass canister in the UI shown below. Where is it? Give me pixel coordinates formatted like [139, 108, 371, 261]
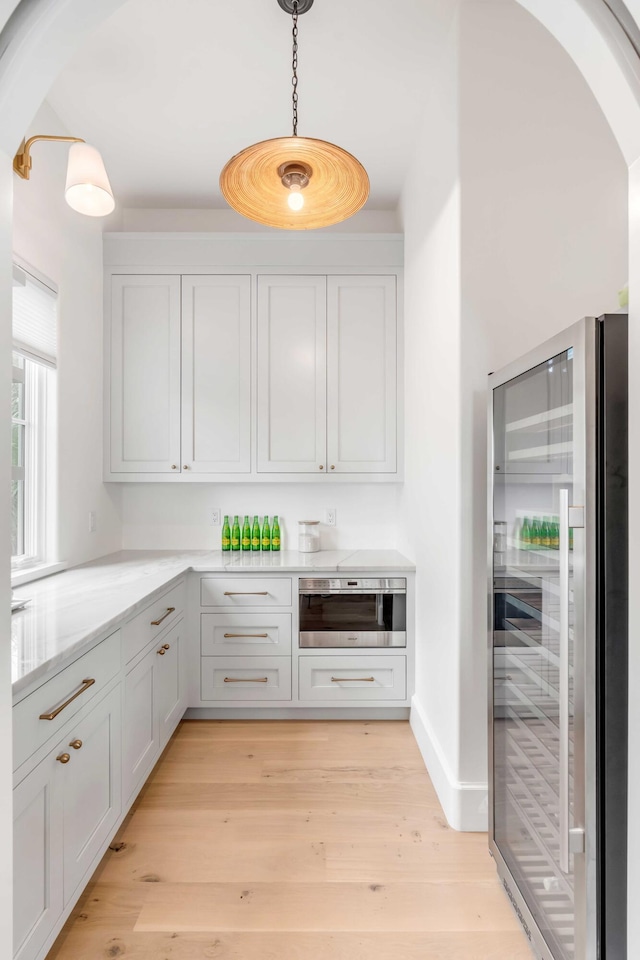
[298, 520, 320, 553]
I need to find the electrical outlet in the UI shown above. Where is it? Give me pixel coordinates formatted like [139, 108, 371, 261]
[325, 507, 336, 527]
[210, 508, 221, 526]
[89, 511, 97, 533]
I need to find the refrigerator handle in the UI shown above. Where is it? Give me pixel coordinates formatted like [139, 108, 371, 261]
[559, 489, 586, 875]
[559, 489, 571, 875]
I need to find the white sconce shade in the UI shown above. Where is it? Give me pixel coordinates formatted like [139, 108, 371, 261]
[64, 142, 115, 217]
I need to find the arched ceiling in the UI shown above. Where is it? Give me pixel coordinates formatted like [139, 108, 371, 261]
[44, 0, 456, 210]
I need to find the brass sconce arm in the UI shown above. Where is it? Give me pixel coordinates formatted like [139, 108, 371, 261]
[13, 135, 86, 180]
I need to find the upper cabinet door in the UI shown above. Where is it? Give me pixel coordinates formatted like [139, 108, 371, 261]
[257, 276, 327, 473]
[327, 276, 397, 473]
[110, 276, 181, 473]
[182, 276, 251, 473]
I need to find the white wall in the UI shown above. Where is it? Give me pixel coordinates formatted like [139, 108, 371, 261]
[400, 0, 628, 831]
[111, 208, 401, 234]
[397, 3, 467, 826]
[121, 482, 399, 552]
[12, 100, 122, 567]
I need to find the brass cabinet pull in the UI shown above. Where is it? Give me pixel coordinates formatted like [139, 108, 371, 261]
[56, 753, 71, 764]
[171, 464, 177, 470]
[69, 739, 83, 750]
[223, 591, 268, 596]
[331, 676, 375, 683]
[330, 465, 335, 470]
[223, 677, 268, 683]
[183, 465, 190, 470]
[39, 678, 96, 721]
[162, 643, 170, 650]
[319, 464, 324, 470]
[223, 633, 269, 639]
[151, 607, 175, 626]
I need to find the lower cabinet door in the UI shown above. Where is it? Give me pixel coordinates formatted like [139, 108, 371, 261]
[13, 754, 63, 960]
[201, 656, 292, 701]
[299, 655, 407, 701]
[156, 619, 185, 750]
[61, 685, 122, 902]
[123, 645, 159, 804]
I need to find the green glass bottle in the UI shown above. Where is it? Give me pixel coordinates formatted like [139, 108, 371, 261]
[541, 517, 551, 549]
[231, 515, 241, 551]
[261, 516, 271, 551]
[531, 517, 541, 548]
[221, 515, 231, 552]
[242, 516, 251, 551]
[551, 517, 559, 549]
[271, 516, 281, 552]
[251, 515, 261, 551]
[520, 517, 531, 550]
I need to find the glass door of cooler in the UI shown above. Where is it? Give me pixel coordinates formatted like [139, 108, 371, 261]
[491, 346, 580, 960]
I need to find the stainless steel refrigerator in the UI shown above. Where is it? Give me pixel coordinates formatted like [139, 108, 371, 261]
[488, 315, 628, 960]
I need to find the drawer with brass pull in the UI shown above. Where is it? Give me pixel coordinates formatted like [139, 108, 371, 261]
[298, 655, 407, 702]
[13, 630, 120, 771]
[124, 578, 185, 664]
[201, 656, 292, 701]
[200, 577, 292, 608]
[201, 613, 292, 657]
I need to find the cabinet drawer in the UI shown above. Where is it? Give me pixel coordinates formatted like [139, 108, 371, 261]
[200, 577, 292, 607]
[13, 631, 120, 772]
[124, 579, 185, 663]
[201, 657, 292, 701]
[299, 655, 406, 701]
[201, 613, 292, 657]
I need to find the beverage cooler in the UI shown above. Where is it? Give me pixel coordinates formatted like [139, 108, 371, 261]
[488, 316, 628, 960]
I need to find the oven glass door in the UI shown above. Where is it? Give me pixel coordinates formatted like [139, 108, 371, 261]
[299, 592, 407, 647]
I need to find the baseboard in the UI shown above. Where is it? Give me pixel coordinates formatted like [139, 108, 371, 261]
[410, 694, 488, 832]
[184, 707, 411, 720]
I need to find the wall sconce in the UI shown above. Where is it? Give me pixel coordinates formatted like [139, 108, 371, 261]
[13, 135, 115, 217]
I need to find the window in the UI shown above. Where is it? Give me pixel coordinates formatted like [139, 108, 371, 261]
[11, 265, 57, 574]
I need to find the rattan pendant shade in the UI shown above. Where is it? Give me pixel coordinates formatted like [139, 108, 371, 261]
[220, 136, 369, 230]
[219, 0, 369, 230]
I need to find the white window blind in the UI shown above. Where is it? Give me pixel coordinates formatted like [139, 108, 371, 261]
[12, 265, 57, 367]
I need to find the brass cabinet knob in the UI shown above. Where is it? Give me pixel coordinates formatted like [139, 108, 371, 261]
[319, 464, 324, 470]
[69, 739, 83, 750]
[330, 465, 335, 470]
[183, 465, 190, 470]
[56, 753, 71, 764]
[157, 648, 166, 655]
[171, 464, 177, 470]
[162, 643, 170, 651]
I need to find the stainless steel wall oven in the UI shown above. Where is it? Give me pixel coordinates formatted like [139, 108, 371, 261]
[299, 578, 406, 648]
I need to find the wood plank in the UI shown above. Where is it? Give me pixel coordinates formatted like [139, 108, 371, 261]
[134, 880, 522, 933]
[49, 929, 533, 960]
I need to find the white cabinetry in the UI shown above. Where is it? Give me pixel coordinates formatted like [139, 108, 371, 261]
[182, 276, 251, 473]
[13, 752, 62, 960]
[109, 275, 181, 473]
[107, 275, 252, 477]
[60, 685, 122, 900]
[327, 276, 397, 473]
[123, 617, 186, 804]
[257, 275, 397, 475]
[257, 276, 327, 473]
[13, 683, 121, 960]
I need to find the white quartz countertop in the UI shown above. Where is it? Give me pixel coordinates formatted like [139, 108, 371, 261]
[11, 548, 414, 696]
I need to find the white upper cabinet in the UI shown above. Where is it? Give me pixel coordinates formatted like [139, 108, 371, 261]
[327, 276, 397, 473]
[182, 276, 251, 473]
[110, 275, 181, 473]
[257, 276, 327, 473]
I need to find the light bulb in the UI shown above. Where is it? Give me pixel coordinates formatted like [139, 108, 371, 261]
[287, 185, 304, 211]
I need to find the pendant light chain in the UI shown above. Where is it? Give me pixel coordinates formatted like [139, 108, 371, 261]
[291, 0, 299, 136]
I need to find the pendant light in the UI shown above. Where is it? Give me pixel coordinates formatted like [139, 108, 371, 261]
[220, 0, 369, 230]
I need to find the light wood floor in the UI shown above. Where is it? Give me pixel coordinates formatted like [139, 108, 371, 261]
[48, 720, 531, 960]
